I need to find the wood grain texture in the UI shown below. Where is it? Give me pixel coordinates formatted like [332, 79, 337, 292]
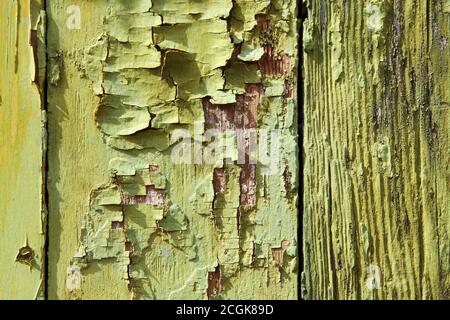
[302, 0, 449, 299]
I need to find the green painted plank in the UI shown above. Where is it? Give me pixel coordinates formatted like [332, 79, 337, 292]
[0, 0, 46, 300]
[46, 0, 298, 299]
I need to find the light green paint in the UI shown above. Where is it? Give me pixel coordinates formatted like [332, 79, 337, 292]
[46, 0, 298, 300]
[0, 0, 46, 300]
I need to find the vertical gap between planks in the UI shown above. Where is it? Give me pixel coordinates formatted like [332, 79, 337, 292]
[297, 0, 307, 300]
[43, 0, 49, 300]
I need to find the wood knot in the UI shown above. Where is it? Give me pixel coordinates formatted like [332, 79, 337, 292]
[16, 246, 35, 267]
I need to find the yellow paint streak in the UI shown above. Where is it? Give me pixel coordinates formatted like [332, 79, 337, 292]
[0, 0, 45, 300]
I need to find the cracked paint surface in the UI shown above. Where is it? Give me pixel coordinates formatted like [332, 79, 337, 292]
[47, 0, 298, 299]
[2, 0, 446, 301]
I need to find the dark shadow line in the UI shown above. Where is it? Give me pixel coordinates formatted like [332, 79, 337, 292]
[43, 0, 49, 300]
[297, 0, 308, 301]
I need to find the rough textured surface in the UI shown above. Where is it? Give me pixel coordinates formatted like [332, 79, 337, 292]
[47, 0, 298, 299]
[4, 0, 446, 301]
[302, 0, 449, 299]
[0, 0, 46, 300]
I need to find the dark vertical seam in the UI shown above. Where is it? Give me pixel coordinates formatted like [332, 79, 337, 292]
[42, 0, 49, 301]
[297, 0, 307, 301]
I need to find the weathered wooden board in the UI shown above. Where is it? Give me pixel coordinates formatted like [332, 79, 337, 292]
[46, 0, 298, 299]
[3, 0, 445, 301]
[302, 0, 449, 299]
[0, 0, 46, 299]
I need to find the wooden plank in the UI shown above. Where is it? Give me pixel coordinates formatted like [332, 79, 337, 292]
[302, 0, 449, 299]
[0, 0, 46, 300]
[46, 0, 299, 299]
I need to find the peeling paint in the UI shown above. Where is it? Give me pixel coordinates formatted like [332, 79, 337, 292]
[46, 0, 298, 300]
[365, 4, 384, 32]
